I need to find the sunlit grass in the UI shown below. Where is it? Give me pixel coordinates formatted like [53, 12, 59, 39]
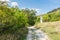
[35, 21, 60, 40]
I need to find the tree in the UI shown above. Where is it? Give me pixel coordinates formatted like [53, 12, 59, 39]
[21, 8, 37, 26]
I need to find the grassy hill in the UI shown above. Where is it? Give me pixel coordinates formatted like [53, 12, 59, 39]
[42, 8, 60, 22]
[35, 8, 60, 40]
[35, 21, 60, 40]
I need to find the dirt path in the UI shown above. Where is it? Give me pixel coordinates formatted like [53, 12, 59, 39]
[27, 26, 50, 40]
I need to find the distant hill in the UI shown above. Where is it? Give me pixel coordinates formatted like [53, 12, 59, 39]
[42, 8, 60, 22]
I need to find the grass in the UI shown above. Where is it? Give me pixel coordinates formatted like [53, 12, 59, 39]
[35, 21, 60, 40]
[0, 27, 28, 40]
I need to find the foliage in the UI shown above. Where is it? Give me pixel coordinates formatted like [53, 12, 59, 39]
[42, 8, 60, 22]
[0, 2, 37, 40]
[21, 8, 37, 26]
[35, 16, 40, 23]
[0, 6, 37, 30]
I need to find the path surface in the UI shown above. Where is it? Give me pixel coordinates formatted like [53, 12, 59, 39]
[26, 26, 50, 40]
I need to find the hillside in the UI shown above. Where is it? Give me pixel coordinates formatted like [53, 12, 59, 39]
[35, 21, 60, 40]
[36, 8, 60, 40]
[42, 8, 60, 22]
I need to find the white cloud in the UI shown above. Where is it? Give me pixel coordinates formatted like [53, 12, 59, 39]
[35, 9, 43, 15]
[11, 2, 18, 7]
[0, 0, 10, 2]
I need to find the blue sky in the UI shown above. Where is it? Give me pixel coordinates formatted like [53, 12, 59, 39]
[10, 0, 60, 15]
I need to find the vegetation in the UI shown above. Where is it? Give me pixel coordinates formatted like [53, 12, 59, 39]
[35, 8, 60, 40]
[35, 21, 60, 40]
[0, 1, 37, 40]
[0, 0, 60, 40]
[42, 8, 60, 22]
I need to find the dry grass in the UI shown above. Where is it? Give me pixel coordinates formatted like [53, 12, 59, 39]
[35, 21, 60, 40]
[35, 21, 60, 32]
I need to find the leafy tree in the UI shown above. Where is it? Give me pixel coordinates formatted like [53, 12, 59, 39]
[21, 8, 37, 26]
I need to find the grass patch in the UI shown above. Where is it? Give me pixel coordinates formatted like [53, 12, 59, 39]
[35, 21, 60, 40]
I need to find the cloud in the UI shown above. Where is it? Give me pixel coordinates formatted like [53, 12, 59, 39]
[49, 0, 60, 4]
[11, 2, 18, 7]
[0, 0, 10, 2]
[35, 8, 43, 15]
